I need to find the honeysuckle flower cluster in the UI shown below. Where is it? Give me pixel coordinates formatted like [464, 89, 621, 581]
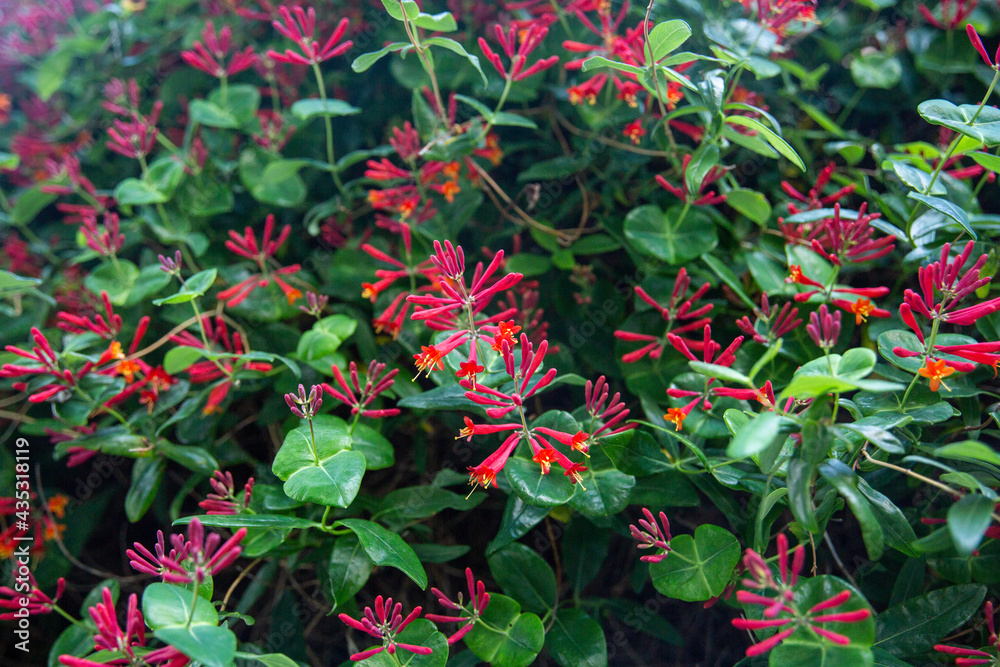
[614, 268, 714, 363]
[58, 588, 190, 667]
[127, 517, 246, 584]
[0, 574, 64, 620]
[935, 600, 999, 666]
[321, 360, 400, 420]
[732, 534, 872, 656]
[169, 315, 273, 414]
[736, 294, 802, 346]
[181, 21, 257, 78]
[583, 375, 637, 446]
[478, 22, 558, 82]
[266, 5, 352, 66]
[198, 470, 254, 516]
[656, 155, 728, 207]
[426, 568, 492, 644]
[338, 596, 433, 661]
[217, 214, 302, 307]
[628, 507, 672, 563]
[920, 0, 977, 31]
[781, 162, 857, 216]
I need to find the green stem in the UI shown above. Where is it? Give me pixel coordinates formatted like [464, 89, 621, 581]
[478, 75, 513, 140]
[899, 317, 941, 408]
[310, 63, 347, 196]
[50, 604, 87, 627]
[185, 584, 199, 629]
[308, 416, 320, 465]
[320, 506, 331, 529]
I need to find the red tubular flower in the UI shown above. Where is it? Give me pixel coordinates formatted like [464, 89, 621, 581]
[567, 74, 608, 105]
[478, 22, 558, 81]
[807, 203, 895, 266]
[781, 162, 857, 215]
[198, 470, 254, 516]
[806, 304, 842, 349]
[339, 596, 433, 661]
[628, 507, 672, 563]
[968, 24, 1000, 69]
[655, 154, 728, 206]
[57, 291, 122, 338]
[467, 432, 521, 491]
[181, 21, 257, 78]
[614, 269, 714, 363]
[426, 568, 492, 644]
[1, 327, 94, 403]
[321, 360, 400, 418]
[217, 215, 301, 307]
[127, 517, 245, 584]
[734, 534, 871, 656]
[623, 119, 645, 145]
[831, 297, 891, 325]
[81, 211, 125, 257]
[0, 574, 64, 619]
[933, 341, 1000, 377]
[903, 241, 1000, 324]
[584, 375, 637, 444]
[267, 6, 352, 66]
[935, 600, 998, 665]
[917, 358, 958, 392]
[106, 101, 162, 160]
[920, 0, 977, 30]
[736, 293, 802, 345]
[407, 240, 523, 327]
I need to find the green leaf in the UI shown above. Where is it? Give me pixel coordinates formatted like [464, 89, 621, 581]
[918, 100, 1000, 147]
[726, 189, 772, 226]
[649, 524, 741, 601]
[381, 0, 419, 20]
[624, 205, 718, 265]
[351, 42, 410, 73]
[568, 457, 635, 517]
[724, 116, 805, 171]
[487, 496, 550, 555]
[488, 543, 558, 614]
[0, 270, 41, 298]
[153, 268, 217, 305]
[164, 347, 205, 374]
[882, 159, 946, 196]
[602, 430, 672, 476]
[190, 99, 239, 129]
[970, 152, 1000, 173]
[125, 458, 165, 522]
[125, 263, 173, 306]
[115, 178, 168, 205]
[819, 460, 885, 560]
[874, 584, 987, 657]
[350, 423, 395, 471]
[374, 485, 483, 524]
[727, 412, 784, 459]
[174, 514, 319, 529]
[580, 56, 644, 76]
[0, 152, 19, 169]
[504, 455, 576, 507]
[850, 52, 902, 89]
[947, 494, 996, 554]
[271, 416, 365, 508]
[208, 84, 260, 127]
[142, 583, 235, 667]
[490, 112, 537, 129]
[647, 20, 692, 62]
[336, 518, 428, 589]
[156, 441, 219, 475]
[546, 608, 607, 667]
[290, 99, 361, 120]
[856, 478, 919, 557]
[934, 440, 1000, 467]
[423, 37, 488, 86]
[84, 260, 140, 306]
[11, 186, 56, 225]
[328, 535, 372, 609]
[464, 593, 544, 667]
[414, 11, 457, 31]
[907, 193, 976, 239]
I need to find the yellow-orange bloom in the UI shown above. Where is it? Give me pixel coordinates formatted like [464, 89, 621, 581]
[917, 358, 956, 392]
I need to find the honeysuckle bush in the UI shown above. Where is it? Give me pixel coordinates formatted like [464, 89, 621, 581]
[2, 0, 1000, 665]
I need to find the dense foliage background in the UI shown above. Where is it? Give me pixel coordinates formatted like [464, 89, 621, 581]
[2, 0, 1000, 665]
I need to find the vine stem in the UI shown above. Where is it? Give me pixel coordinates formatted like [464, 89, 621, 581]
[398, 2, 448, 125]
[310, 62, 347, 196]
